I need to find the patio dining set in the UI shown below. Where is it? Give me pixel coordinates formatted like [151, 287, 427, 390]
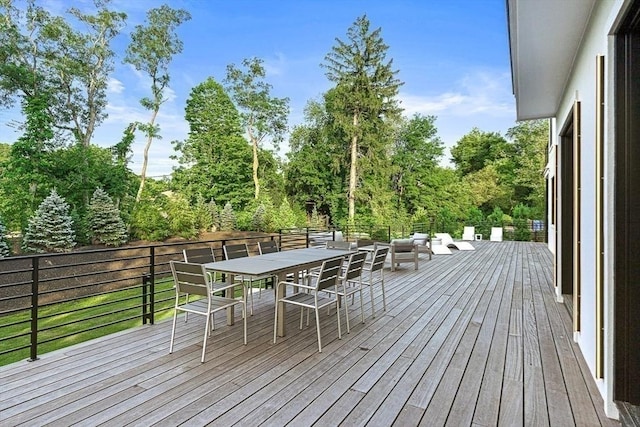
[169, 241, 390, 362]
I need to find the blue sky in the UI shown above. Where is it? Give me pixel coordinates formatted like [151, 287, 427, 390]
[1, 0, 516, 177]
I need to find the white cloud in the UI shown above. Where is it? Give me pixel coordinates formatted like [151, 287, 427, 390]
[397, 69, 518, 166]
[399, 69, 514, 119]
[107, 78, 125, 94]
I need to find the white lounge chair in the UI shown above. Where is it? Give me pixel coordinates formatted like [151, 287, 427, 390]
[462, 226, 475, 241]
[490, 227, 503, 242]
[434, 233, 475, 251]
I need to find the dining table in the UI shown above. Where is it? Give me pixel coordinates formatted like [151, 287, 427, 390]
[203, 247, 353, 337]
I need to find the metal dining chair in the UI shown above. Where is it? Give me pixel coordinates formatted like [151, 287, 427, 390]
[169, 261, 246, 363]
[273, 257, 343, 353]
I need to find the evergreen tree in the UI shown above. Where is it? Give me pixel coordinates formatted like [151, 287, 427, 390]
[322, 15, 403, 222]
[22, 189, 76, 253]
[0, 216, 10, 258]
[251, 203, 267, 231]
[220, 202, 236, 231]
[208, 200, 221, 231]
[87, 188, 128, 246]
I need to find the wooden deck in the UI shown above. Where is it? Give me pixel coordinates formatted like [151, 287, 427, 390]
[0, 241, 619, 426]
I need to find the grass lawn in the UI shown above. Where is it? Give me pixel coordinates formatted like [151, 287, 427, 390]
[0, 278, 177, 367]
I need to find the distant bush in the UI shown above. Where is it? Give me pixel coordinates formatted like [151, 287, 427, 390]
[130, 198, 171, 241]
[165, 194, 197, 239]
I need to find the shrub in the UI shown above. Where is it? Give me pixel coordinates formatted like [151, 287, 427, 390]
[130, 199, 171, 241]
[87, 188, 128, 246]
[193, 194, 213, 233]
[271, 198, 302, 231]
[22, 189, 76, 253]
[165, 194, 197, 239]
[220, 202, 236, 231]
[512, 203, 532, 241]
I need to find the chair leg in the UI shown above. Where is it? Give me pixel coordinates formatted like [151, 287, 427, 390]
[359, 288, 365, 324]
[273, 290, 279, 344]
[314, 308, 322, 353]
[248, 279, 254, 316]
[344, 293, 351, 334]
[381, 271, 387, 312]
[201, 315, 210, 363]
[169, 308, 178, 354]
[369, 282, 376, 318]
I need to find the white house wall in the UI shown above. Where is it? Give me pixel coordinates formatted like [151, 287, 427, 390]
[550, 1, 627, 417]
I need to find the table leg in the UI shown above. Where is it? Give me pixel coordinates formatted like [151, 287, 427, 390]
[226, 273, 235, 325]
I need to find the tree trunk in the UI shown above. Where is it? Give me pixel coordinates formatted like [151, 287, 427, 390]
[248, 126, 260, 199]
[135, 109, 159, 203]
[348, 113, 359, 222]
[252, 138, 260, 199]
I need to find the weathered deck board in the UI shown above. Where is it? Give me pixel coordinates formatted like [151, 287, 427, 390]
[0, 241, 619, 426]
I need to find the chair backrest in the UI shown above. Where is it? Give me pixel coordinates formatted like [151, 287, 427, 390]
[342, 251, 367, 281]
[325, 240, 352, 250]
[171, 261, 210, 297]
[411, 232, 429, 246]
[258, 240, 279, 255]
[370, 246, 389, 272]
[183, 247, 215, 264]
[462, 226, 475, 240]
[314, 257, 343, 292]
[490, 227, 503, 241]
[390, 238, 415, 253]
[224, 243, 249, 260]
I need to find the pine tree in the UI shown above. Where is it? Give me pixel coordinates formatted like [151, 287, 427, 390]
[88, 188, 128, 246]
[22, 189, 76, 253]
[0, 216, 10, 258]
[322, 15, 403, 222]
[251, 203, 267, 231]
[208, 200, 221, 231]
[220, 202, 236, 231]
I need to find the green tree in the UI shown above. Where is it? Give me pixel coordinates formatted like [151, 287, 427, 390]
[171, 77, 253, 208]
[124, 4, 191, 203]
[391, 114, 444, 215]
[87, 187, 127, 246]
[285, 98, 345, 221]
[507, 120, 549, 217]
[0, 215, 10, 258]
[22, 189, 76, 253]
[322, 15, 403, 222]
[0, 91, 57, 231]
[224, 57, 289, 199]
[0, 0, 127, 145]
[450, 128, 512, 176]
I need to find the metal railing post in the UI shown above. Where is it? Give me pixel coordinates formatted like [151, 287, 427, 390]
[29, 256, 39, 362]
[142, 273, 150, 325]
